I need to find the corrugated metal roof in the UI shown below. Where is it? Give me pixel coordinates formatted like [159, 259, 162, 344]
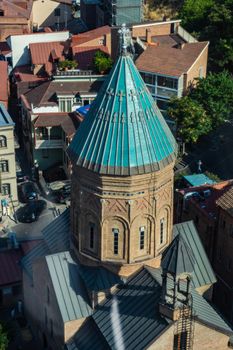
[66, 318, 110, 350]
[147, 267, 232, 335]
[78, 265, 124, 292]
[67, 53, 177, 176]
[46, 251, 92, 322]
[161, 234, 195, 277]
[173, 221, 216, 288]
[42, 208, 70, 253]
[93, 268, 170, 350]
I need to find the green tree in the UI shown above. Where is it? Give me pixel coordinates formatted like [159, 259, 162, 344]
[58, 59, 77, 71]
[168, 96, 212, 143]
[191, 71, 233, 127]
[93, 50, 113, 74]
[0, 324, 8, 350]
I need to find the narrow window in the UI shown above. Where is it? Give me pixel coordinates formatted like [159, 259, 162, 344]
[0, 136, 7, 147]
[139, 226, 145, 250]
[89, 222, 94, 249]
[113, 228, 119, 255]
[0, 160, 8, 172]
[173, 331, 188, 350]
[160, 218, 165, 244]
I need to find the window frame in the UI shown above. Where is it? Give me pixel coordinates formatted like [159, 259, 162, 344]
[0, 160, 9, 172]
[1, 183, 11, 195]
[139, 226, 145, 250]
[160, 218, 165, 245]
[113, 228, 119, 255]
[0, 135, 7, 148]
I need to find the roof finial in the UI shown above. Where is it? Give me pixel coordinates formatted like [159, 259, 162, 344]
[118, 23, 130, 56]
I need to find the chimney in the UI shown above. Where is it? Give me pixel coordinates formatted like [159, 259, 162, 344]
[177, 42, 185, 50]
[146, 28, 152, 44]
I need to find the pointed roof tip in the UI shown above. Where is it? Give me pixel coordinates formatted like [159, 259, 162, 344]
[161, 234, 195, 278]
[67, 42, 177, 176]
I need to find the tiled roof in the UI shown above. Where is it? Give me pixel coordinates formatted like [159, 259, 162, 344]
[67, 53, 177, 176]
[46, 251, 92, 322]
[73, 46, 109, 70]
[0, 61, 8, 103]
[29, 41, 68, 74]
[0, 41, 11, 55]
[72, 26, 110, 46]
[136, 41, 209, 77]
[216, 185, 233, 217]
[0, 249, 22, 286]
[0, 0, 32, 19]
[34, 112, 78, 136]
[13, 65, 48, 83]
[173, 221, 216, 288]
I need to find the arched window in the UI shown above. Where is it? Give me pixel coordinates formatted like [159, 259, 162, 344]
[89, 222, 95, 249]
[112, 228, 119, 255]
[139, 226, 145, 250]
[0, 135, 7, 147]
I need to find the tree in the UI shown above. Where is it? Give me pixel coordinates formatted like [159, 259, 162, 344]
[191, 71, 233, 127]
[58, 60, 77, 71]
[93, 50, 113, 74]
[168, 97, 212, 143]
[0, 324, 8, 350]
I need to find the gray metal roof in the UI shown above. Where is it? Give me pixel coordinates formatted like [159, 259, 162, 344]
[161, 234, 195, 277]
[93, 268, 170, 350]
[46, 251, 92, 322]
[42, 208, 70, 252]
[78, 265, 124, 292]
[66, 318, 110, 350]
[147, 267, 232, 335]
[173, 221, 216, 288]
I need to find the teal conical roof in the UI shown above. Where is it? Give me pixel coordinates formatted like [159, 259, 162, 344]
[68, 54, 177, 176]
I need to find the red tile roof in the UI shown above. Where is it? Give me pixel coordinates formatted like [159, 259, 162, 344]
[0, 61, 8, 104]
[72, 25, 110, 46]
[73, 46, 109, 70]
[29, 41, 69, 75]
[0, 249, 22, 286]
[13, 65, 49, 82]
[34, 112, 79, 136]
[136, 41, 209, 77]
[0, 0, 32, 19]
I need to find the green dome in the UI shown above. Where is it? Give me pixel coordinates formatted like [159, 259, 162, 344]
[67, 54, 177, 176]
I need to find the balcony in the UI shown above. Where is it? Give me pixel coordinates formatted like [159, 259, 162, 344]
[35, 136, 63, 149]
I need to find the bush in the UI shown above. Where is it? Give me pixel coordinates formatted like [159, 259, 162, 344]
[93, 50, 113, 74]
[58, 60, 77, 71]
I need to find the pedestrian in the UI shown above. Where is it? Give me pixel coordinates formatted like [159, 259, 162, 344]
[197, 160, 202, 173]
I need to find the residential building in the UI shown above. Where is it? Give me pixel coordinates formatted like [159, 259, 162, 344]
[21, 27, 233, 350]
[134, 20, 208, 116]
[0, 61, 8, 109]
[6, 30, 70, 68]
[0, 0, 33, 41]
[19, 72, 105, 172]
[0, 104, 18, 208]
[80, 0, 143, 29]
[32, 0, 73, 30]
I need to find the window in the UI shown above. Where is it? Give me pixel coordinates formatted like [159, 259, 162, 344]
[0, 160, 8, 172]
[143, 73, 154, 85]
[139, 226, 145, 250]
[0, 10, 4, 16]
[0, 136, 7, 147]
[1, 184, 10, 195]
[160, 218, 165, 244]
[157, 76, 178, 90]
[112, 228, 119, 255]
[89, 223, 95, 249]
[173, 331, 188, 350]
[156, 99, 169, 111]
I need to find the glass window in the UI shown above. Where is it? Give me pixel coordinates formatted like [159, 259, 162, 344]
[157, 76, 178, 90]
[144, 73, 154, 85]
[1, 183, 10, 195]
[113, 228, 119, 255]
[89, 223, 95, 249]
[60, 100, 66, 112]
[173, 331, 188, 350]
[0, 136, 7, 147]
[160, 218, 165, 244]
[54, 8, 60, 16]
[0, 160, 8, 172]
[67, 100, 72, 112]
[140, 226, 145, 250]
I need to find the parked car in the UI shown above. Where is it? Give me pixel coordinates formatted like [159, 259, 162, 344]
[20, 181, 38, 202]
[17, 200, 47, 223]
[15, 159, 25, 183]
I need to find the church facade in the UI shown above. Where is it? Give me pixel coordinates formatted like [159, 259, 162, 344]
[22, 26, 233, 350]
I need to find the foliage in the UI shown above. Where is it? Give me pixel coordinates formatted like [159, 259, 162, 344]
[93, 50, 113, 74]
[168, 97, 212, 143]
[0, 324, 8, 350]
[191, 71, 233, 127]
[58, 60, 77, 71]
[204, 171, 221, 182]
[179, 0, 233, 73]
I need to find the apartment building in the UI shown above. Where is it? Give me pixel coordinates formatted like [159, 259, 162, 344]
[0, 104, 18, 210]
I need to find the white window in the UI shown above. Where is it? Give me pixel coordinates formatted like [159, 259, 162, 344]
[0, 160, 8, 172]
[0, 135, 7, 147]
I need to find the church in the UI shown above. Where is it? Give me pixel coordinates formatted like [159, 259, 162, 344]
[21, 26, 233, 350]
